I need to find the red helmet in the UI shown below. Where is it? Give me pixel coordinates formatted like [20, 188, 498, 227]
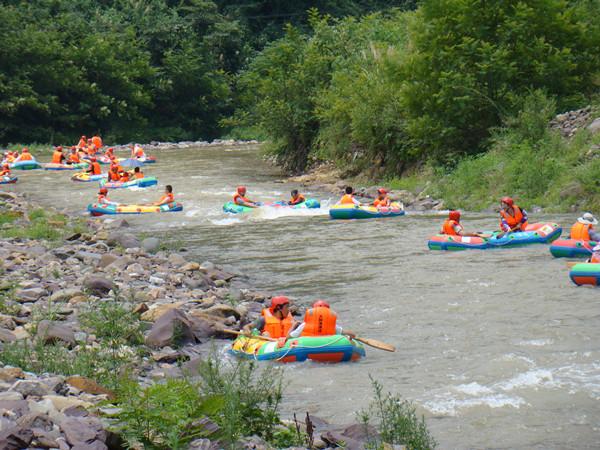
[2, 163, 9, 169]
[90, 157, 97, 162]
[56, 146, 62, 151]
[81, 135, 86, 139]
[70, 146, 76, 150]
[22, 148, 29, 152]
[501, 196, 514, 206]
[237, 186, 246, 194]
[377, 188, 387, 195]
[449, 210, 461, 221]
[107, 147, 114, 152]
[313, 300, 330, 308]
[99, 188, 108, 194]
[270, 296, 289, 312]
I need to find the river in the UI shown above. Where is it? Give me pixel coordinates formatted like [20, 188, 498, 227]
[9, 144, 600, 449]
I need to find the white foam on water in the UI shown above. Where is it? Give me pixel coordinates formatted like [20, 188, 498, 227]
[516, 338, 554, 347]
[249, 207, 329, 221]
[185, 209, 201, 217]
[211, 217, 241, 226]
[423, 393, 526, 416]
[455, 382, 493, 395]
[495, 369, 555, 391]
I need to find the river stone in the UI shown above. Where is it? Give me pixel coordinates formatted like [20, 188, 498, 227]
[60, 416, 106, 447]
[341, 423, 379, 443]
[11, 380, 50, 398]
[202, 304, 242, 320]
[65, 377, 115, 399]
[37, 320, 76, 347]
[321, 430, 363, 450]
[0, 328, 16, 343]
[145, 308, 197, 348]
[181, 262, 200, 271]
[107, 232, 140, 249]
[15, 287, 46, 302]
[43, 395, 93, 412]
[83, 276, 115, 296]
[49, 288, 83, 303]
[587, 117, 600, 134]
[142, 237, 160, 253]
[98, 254, 118, 268]
[0, 426, 33, 449]
[0, 368, 25, 383]
[168, 253, 187, 266]
[140, 302, 184, 322]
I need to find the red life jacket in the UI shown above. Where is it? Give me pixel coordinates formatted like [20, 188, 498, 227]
[300, 307, 337, 337]
[442, 219, 461, 236]
[261, 308, 293, 338]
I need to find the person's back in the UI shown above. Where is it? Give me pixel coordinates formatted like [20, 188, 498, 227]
[18, 150, 33, 161]
[300, 306, 337, 337]
[51, 148, 64, 164]
[570, 213, 600, 241]
[92, 135, 102, 149]
[88, 160, 101, 175]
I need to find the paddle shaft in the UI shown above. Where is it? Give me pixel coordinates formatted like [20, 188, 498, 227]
[222, 329, 277, 342]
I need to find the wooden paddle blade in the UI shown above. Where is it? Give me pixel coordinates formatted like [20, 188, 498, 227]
[355, 337, 396, 352]
[566, 261, 581, 268]
[221, 329, 277, 342]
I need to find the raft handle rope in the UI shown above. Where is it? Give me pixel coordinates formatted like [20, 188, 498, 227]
[274, 335, 348, 362]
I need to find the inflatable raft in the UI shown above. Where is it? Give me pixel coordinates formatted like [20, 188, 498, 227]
[569, 263, 600, 286]
[71, 172, 107, 182]
[549, 239, 596, 258]
[329, 202, 405, 220]
[229, 335, 365, 363]
[43, 162, 89, 171]
[223, 198, 320, 214]
[95, 156, 156, 165]
[99, 177, 158, 189]
[87, 201, 183, 216]
[0, 176, 17, 185]
[428, 222, 562, 250]
[10, 161, 41, 170]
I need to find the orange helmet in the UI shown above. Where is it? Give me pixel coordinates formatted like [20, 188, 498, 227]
[22, 148, 29, 152]
[377, 188, 387, 195]
[501, 196, 514, 206]
[449, 210, 461, 221]
[270, 296, 289, 312]
[99, 188, 108, 194]
[56, 146, 62, 151]
[237, 186, 246, 195]
[90, 157, 97, 162]
[313, 300, 330, 308]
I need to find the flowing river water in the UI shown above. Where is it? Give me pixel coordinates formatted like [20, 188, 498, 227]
[8, 144, 600, 449]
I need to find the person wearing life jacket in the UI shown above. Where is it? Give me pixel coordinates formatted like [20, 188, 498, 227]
[0, 163, 11, 178]
[135, 145, 146, 160]
[77, 136, 87, 149]
[372, 188, 391, 208]
[588, 243, 600, 263]
[337, 186, 361, 206]
[498, 196, 528, 237]
[154, 185, 174, 206]
[243, 296, 295, 339]
[51, 146, 65, 164]
[97, 187, 111, 204]
[108, 166, 120, 182]
[441, 210, 465, 236]
[288, 300, 355, 339]
[87, 157, 102, 175]
[570, 212, 600, 242]
[104, 147, 115, 159]
[92, 135, 103, 150]
[133, 167, 144, 179]
[15, 148, 34, 162]
[233, 186, 257, 208]
[67, 147, 81, 164]
[119, 171, 130, 182]
[288, 189, 306, 205]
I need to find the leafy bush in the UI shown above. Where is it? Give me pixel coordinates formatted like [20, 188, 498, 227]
[79, 296, 144, 347]
[359, 377, 436, 450]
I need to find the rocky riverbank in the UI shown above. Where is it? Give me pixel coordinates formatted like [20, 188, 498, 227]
[0, 191, 415, 449]
[109, 139, 260, 153]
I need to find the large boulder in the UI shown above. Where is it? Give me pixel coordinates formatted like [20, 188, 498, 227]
[145, 309, 197, 348]
[0, 426, 33, 450]
[59, 416, 107, 449]
[49, 288, 83, 303]
[15, 287, 46, 302]
[0, 328, 16, 343]
[587, 117, 600, 135]
[36, 320, 76, 347]
[10, 380, 50, 397]
[83, 276, 115, 296]
[141, 237, 160, 254]
[107, 232, 140, 249]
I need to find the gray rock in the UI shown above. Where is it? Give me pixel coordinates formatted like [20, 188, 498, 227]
[37, 320, 76, 347]
[15, 287, 46, 302]
[107, 232, 140, 249]
[0, 426, 33, 450]
[10, 380, 50, 397]
[83, 276, 115, 296]
[98, 254, 118, 268]
[0, 400, 29, 417]
[587, 118, 600, 134]
[0, 328, 16, 343]
[341, 423, 379, 443]
[145, 309, 197, 348]
[49, 288, 83, 303]
[321, 430, 363, 450]
[71, 441, 109, 450]
[168, 253, 187, 266]
[142, 237, 160, 254]
[59, 416, 106, 447]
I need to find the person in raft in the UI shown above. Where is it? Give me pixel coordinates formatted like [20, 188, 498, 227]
[337, 186, 361, 206]
[371, 188, 391, 208]
[497, 196, 528, 238]
[133, 167, 144, 179]
[570, 212, 600, 242]
[233, 186, 258, 207]
[288, 189, 306, 205]
[86, 157, 102, 175]
[154, 185, 174, 206]
[67, 147, 80, 164]
[288, 300, 355, 339]
[243, 296, 295, 340]
[0, 163, 11, 178]
[588, 243, 600, 263]
[51, 146, 65, 164]
[15, 148, 34, 162]
[108, 166, 120, 182]
[97, 187, 111, 204]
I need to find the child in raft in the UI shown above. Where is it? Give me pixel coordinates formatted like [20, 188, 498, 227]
[1, 163, 11, 179]
[154, 185, 174, 206]
[336, 186, 361, 206]
[440, 210, 481, 237]
[288, 189, 306, 205]
[133, 167, 144, 179]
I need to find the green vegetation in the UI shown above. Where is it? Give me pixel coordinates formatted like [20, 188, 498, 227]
[360, 377, 437, 449]
[0, 206, 86, 240]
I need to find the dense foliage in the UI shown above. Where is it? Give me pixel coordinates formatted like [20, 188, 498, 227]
[236, 0, 600, 175]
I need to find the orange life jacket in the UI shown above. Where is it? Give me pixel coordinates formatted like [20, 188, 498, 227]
[68, 153, 80, 163]
[109, 171, 120, 181]
[134, 172, 144, 179]
[500, 205, 527, 230]
[158, 193, 174, 205]
[340, 194, 356, 205]
[301, 307, 337, 337]
[77, 139, 86, 149]
[18, 152, 33, 161]
[591, 253, 600, 263]
[51, 151, 63, 164]
[570, 222, 591, 241]
[90, 162, 101, 175]
[233, 193, 251, 205]
[92, 136, 102, 149]
[0, 169, 10, 177]
[442, 219, 461, 236]
[261, 308, 293, 338]
[135, 149, 145, 158]
[373, 197, 390, 208]
[120, 174, 130, 182]
[290, 194, 306, 205]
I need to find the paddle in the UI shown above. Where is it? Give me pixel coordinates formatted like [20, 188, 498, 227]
[222, 329, 277, 342]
